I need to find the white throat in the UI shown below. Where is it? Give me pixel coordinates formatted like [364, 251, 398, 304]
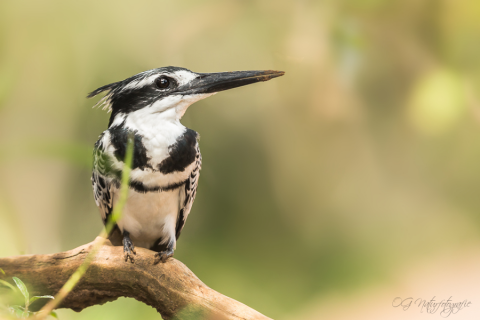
[110, 92, 216, 128]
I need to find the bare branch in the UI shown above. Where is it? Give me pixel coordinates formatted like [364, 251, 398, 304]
[0, 238, 272, 320]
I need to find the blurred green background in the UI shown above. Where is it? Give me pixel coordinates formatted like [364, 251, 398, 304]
[1, 0, 480, 319]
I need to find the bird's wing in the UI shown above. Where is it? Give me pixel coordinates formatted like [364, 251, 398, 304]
[175, 147, 202, 240]
[92, 138, 115, 224]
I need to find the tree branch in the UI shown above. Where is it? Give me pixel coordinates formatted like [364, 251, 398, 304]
[0, 238, 272, 320]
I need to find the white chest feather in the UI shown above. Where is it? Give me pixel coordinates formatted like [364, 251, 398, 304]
[102, 109, 196, 188]
[125, 107, 186, 164]
[115, 188, 181, 248]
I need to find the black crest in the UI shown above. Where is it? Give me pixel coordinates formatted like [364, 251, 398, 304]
[87, 67, 193, 126]
[87, 81, 121, 98]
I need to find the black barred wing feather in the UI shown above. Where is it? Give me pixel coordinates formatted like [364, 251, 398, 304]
[175, 147, 201, 240]
[92, 137, 115, 224]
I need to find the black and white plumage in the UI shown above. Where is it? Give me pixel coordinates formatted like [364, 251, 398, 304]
[89, 66, 284, 262]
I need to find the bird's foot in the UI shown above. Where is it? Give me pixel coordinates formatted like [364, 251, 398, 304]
[155, 249, 174, 263]
[122, 232, 136, 263]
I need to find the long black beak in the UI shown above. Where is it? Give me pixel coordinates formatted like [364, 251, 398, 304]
[178, 70, 285, 95]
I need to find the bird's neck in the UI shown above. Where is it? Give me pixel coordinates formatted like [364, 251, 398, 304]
[110, 107, 186, 143]
[110, 107, 179, 128]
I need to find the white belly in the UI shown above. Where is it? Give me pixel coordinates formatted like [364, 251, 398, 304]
[116, 188, 181, 249]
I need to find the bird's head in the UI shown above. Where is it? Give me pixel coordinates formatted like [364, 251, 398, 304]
[88, 66, 284, 127]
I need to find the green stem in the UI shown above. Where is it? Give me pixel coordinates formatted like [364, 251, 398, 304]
[33, 134, 134, 320]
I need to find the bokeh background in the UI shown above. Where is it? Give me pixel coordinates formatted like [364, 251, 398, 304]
[1, 0, 480, 319]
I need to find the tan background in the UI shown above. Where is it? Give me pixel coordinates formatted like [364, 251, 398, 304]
[1, 0, 480, 319]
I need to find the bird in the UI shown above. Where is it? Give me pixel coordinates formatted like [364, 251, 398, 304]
[89, 66, 284, 262]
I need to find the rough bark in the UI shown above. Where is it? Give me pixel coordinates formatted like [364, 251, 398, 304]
[0, 238, 272, 320]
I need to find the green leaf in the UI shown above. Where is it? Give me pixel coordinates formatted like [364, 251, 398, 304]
[0, 279, 16, 291]
[9, 305, 24, 311]
[50, 311, 58, 318]
[9, 305, 33, 319]
[30, 295, 54, 304]
[0, 268, 5, 275]
[9, 305, 26, 318]
[12, 277, 29, 306]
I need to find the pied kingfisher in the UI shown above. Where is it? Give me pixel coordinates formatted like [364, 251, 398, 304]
[89, 66, 284, 262]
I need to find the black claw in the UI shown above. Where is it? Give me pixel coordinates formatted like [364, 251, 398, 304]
[122, 231, 136, 263]
[155, 249, 174, 263]
[153, 239, 175, 263]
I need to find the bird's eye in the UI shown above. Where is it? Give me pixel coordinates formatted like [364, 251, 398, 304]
[155, 77, 170, 89]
